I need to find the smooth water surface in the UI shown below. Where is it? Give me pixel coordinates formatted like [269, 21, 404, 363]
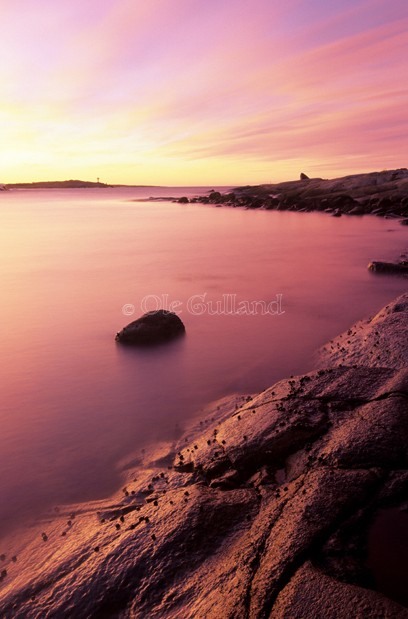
[0, 186, 407, 535]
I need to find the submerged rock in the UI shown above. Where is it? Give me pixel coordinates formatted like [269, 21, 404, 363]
[115, 310, 185, 345]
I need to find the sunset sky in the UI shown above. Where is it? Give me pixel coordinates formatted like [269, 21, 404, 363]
[1, 0, 407, 185]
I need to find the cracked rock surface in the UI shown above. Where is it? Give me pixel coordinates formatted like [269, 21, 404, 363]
[1, 294, 407, 618]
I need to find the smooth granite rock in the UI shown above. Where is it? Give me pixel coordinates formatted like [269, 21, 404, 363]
[1, 294, 408, 618]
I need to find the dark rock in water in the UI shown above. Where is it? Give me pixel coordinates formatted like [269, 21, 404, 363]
[400, 219, 408, 226]
[368, 261, 408, 275]
[116, 310, 185, 345]
[300, 172, 309, 180]
[332, 208, 342, 217]
[177, 196, 189, 204]
[264, 197, 280, 210]
[333, 194, 357, 210]
[348, 205, 365, 215]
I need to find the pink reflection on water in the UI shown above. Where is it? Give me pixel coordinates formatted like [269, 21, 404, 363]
[0, 187, 407, 535]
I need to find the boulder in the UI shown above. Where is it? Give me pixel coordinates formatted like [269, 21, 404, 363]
[333, 194, 357, 210]
[116, 310, 185, 345]
[368, 261, 408, 275]
[300, 172, 309, 180]
[348, 205, 365, 215]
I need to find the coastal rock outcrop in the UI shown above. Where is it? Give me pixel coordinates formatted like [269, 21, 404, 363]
[1, 295, 408, 618]
[196, 168, 408, 220]
[115, 310, 185, 345]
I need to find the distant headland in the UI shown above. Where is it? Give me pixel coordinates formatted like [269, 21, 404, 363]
[3, 180, 113, 189]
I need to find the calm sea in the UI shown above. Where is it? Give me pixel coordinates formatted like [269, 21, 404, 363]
[0, 186, 407, 535]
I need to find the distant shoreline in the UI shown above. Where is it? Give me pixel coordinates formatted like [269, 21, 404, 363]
[1, 181, 232, 190]
[4, 180, 113, 189]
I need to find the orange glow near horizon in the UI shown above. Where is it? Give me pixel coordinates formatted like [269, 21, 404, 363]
[1, 0, 407, 185]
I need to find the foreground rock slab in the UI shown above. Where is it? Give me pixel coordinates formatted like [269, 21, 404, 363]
[1, 295, 408, 618]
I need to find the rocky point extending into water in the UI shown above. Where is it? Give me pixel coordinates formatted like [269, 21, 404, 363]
[178, 168, 408, 221]
[0, 293, 407, 618]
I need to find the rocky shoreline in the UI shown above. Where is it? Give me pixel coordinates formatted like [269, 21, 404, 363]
[178, 168, 408, 222]
[1, 293, 407, 618]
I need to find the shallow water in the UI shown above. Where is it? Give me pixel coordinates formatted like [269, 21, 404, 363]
[0, 186, 407, 535]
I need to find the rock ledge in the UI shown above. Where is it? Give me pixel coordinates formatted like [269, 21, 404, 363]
[1, 295, 408, 618]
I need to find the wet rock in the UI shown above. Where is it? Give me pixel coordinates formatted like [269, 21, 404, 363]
[116, 310, 185, 346]
[348, 204, 365, 215]
[271, 562, 407, 618]
[2, 294, 408, 618]
[368, 261, 408, 275]
[263, 197, 280, 210]
[333, 194, 357, 211]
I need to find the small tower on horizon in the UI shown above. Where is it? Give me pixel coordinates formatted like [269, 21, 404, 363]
[97, 177, 100, 184]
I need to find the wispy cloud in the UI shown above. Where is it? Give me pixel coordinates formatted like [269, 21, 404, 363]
[1, 0, 407, 183]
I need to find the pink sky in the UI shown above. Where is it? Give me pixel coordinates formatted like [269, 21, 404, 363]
[1, 0, 407, 184]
